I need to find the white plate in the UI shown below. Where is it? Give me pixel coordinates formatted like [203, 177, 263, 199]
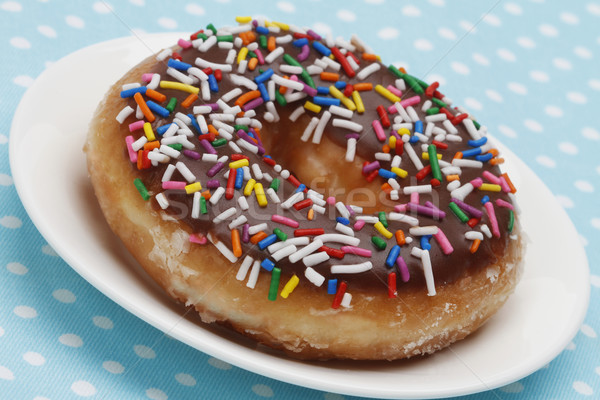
[10, 34, 590, 399]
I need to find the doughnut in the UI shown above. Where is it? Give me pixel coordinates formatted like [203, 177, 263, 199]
[85, 17, 524, 360]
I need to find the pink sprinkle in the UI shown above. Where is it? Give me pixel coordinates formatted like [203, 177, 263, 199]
[495, 198, 514, 210]
[271, 214, 300, 228]
[162, 181, 187, 190]
[482, 170, 501, 184]
[484, 201, 501, 237]
[189, 233, 207, 245]
[499, 176, 511, 193]
[327, 196, 336, 205]
[433, 228, 454, 255]
[125, 136, 137, 163]
[372, 119, 386, 141]
[394, 204, 408, 213]
[410, 192, 419, 204]
[254, 48, 265, 65]
[290, 75, 299, 82]
[387, 95, 420, 113]
[396, 256, 410, 282]
[141, 73, 154, 83]
[470, 177, 483, 188]
[177, 38, 193, 49]
[353, 219, 366, 231]
[341, 246, 372, 258]
[386, 85, 402, 98]
[128, 120, 145, 132]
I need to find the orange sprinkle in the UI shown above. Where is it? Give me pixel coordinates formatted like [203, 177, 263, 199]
[382, 144, 391, 153]
[490, 157, 505, 166]
[453, 151, 463, 160]
[201, 190, 211, 200]
[446, 174, 460, 182]
[399, 67, 407, 74]
[143, 140, 160, 151]
[279, 76, 289, 94]
[235, 90, 261, 107]
[207, 124, 218, 136]
[362, 53, 378, 61]
[250, 231, 268, 244]
[502, 173, 517, 193]
[470, 239, 481, 253]
[248, 57, 259, 71]
[267, 36, 276, 52]
[488, 148, 499, 157]
[320, 72, 340, 82]
[307, 208, 315, 221]
[181, 93, 198, 108]
[133, 92, 154, 122]
[231, 229, 242, 258]
[395, 230, 406, 245]
[145, 88, 166, 103]
[353, 83, 373, 91]
[381, 183, 392, 194]
[136, 150, 143, 170]
[239, 31, 256, 45]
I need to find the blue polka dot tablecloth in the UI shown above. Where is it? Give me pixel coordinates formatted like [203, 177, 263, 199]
[1, 0, 599, 399]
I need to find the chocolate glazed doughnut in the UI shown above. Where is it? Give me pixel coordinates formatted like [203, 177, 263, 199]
[85, 18, 524, 360]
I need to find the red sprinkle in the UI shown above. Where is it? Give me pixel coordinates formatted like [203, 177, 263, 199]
[231, 154, 250, 161]
[467, 218, 480, 228]
[294, 228, 325, 237]
[331, 47, 356, 78]
[287, 174, 301, 188]
[361, 161, 370, 177]
[319, 246, 345, 259]
[376, 105, 391, 128]
[197, 133, 216, 142]
[262, 157, 276, 167]
[202, 67, 213, 75]
[225, 168, 236, 200]
[451, 113, 469, 125]
[430, 178, 441, 187]
[293, 32, 311, 40]
[346, 51, 360, 65]
[395, 139, 404, 155]
[171, 51, 183, 61]
[425, 81, 439, 97]
[366, 169, 379, 183]
[214, 69, 222, 82]
[416, 165, 432, 181]
[293, 198, 313, 211]
[440, 107, 454, 120]
[387, 273, 397, 298]
[432, 140, 448, 150]
[343, 84, 354, 97]
[331, 281, 347, 309]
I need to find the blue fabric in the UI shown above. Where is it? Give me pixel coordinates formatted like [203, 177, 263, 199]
[1, 1, 599, 399]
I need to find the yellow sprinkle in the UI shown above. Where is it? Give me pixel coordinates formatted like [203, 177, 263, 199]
[237, 47, 248, 64]
[330, 86, 356, 110]
[159, 81, 199, 94]
[422, 152, 442, 160]
[272, 21, 290, 30]
[375, 84, 401, 103]
[307, 208, 315, 220]
[374, 221, 393, 239]
[143, 122, 155, 141]
[304, 101, 322, 113]
[391, 167, 408, 179]
[244, 179, 256, 196]
[479, 183, 502, 192]
[351, 90, 365, 113]
[329, 86, 344, 99]
[280, 275, 299, 298]
[397, 127, 411, 136]
[235, 16, 252, 23]
[185, 182, 202, 194]
[229, 159, 249, 169]
[254, 182, 267, 207]
[389, 136, 397, 149]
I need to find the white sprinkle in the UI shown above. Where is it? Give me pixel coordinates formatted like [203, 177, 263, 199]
[234, 37, 243, 48]
[331, 262, 372, 274]
[265, 46, 285, 63]
[403, 142, 424, 170]
[202, 153, 218, 163]
[237, 195, 249, 211]
[395, 79, 406, 91]
[463, 118, 481, 140]
[159, 145, 180, 159]
[312, 204, 326, 214]
[387, 213, 419, 226]
[351, 33, 373, 53]
[268, 238, 310, 254]
[421, 250, 436, 296]
[302, 251, 330, 268]
[375, 152, 392, 161]
[442, 166, 462, 176]
[391, 155, 402, 168]
[175, 161, 196, 182]
[209, 187, 225, 205]
[266, 101, 279, 122]
[228, 215, 248, 230]
[155, 192, 169, 209]
[248, 223, 268, 235]
[156, 48, 172, 61]
[251, 164, 263, 180]
[409, 226, 439, 236]
[336, 37, 356, 52]
[411, 247, 423, 258]
[187, 67, 209, 82]
[200, 80, 210, 101]
[275, 34, 293, 43]
[307, 193, 326, 207]
[229, 74, 257, 90]
[237, 139, 259, 154]
[304, 267, 325, 287]
[447, 180, 461, 191]
[135, 105, 144, 119]
[207, 232, 238, 263]
[425, 113, 447, 122]
[213, 207, 237, 224]
[266, 188, 281, 203]
[147, 150, 169, 163]
[272, 245, 298, 262]
[306, 65, 324, 75]
[387, 178, 400, 190]
[346, 55, 360, 71]
[191, 192, 201, 218]
[329, 105, 354, 119]
[281, 192, 304, 210]
[465, 231, 484, 241]
[289, 106, 305, 122]
[340, 292, 353, 308]
[218, 41, 233, 49]
[193, 105, 213, 114]
[450, 182, 474, 201]
[320, 56, 341, 71]
[345, 138, 357, 162]
[221, 88, 242, 103]
[356, 62, 381, 80]
[355, 216, 379, 223]
[175, 112, 192, 125]
[225, 49, 237, 64]
[313, 111, 332, 144]
[116, 106, 134, 123]
[332, 118, 363, 132]
[406, 106, 419, 122]
[279, 64, 303, 74]
[316, 233, 360, 246]
[166, 67, 194, 85]
[267, 80, 276, 101]
[335, 201, 351, 219]
[289, 239, 324, 263]
[236, 256, 254, 281]
[161, 164, 176, 182]
[272, 73, 304, 91]
[452, 158, 483, 168]
[284, 91, 307, 103]
[237, 59, 248, 74]
[393, 102, 412, 123]
[443, 119, 458, 134]
[300, 117, 319, 142]
[198, 35, 217, 52]
[131, 136, 147, 151]
[421, 100, 432, 112]
[481, 224, 492, 238]
[403, 184, 432, 194]
[246, 260, 261, 289]
[335, 223, 355, 237]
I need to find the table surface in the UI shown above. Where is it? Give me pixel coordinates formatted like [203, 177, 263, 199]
[1, 1, 599, 399]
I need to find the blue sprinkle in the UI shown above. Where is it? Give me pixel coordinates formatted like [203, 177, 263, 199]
[156, 123, 174, 135]
[234, 167, 244, 189]
[420, 235, 432, 251]
[294, 184, 306, 193]
[120, 86, 146, 98]
[409, 135, 420, 144]
[312, 41, 331, 56]
[167, 58, 192, 71]
[317, 86, 330, 94]
[475, 152, 494, 162]
[264, 155, 272, 159]
[415, 120, 424, 134]
[292, 38, 309, 47]
[257, 82, 270, 102]
[385, 245, 401, 268]
[258, 234, 278, 250]
[208, 74, 219, 92]
[461, 147, 483, 158]
[481, 195, 490, 204]
[254, 68, 274, 84]
[261, 258, 275, 271]
[334, 81, 347, 89]
[378, 169, 397, 179]
[256, 26, 269, 35]
[468, 137, 488, 147]
[188, 113, 202, 135]
[146, 101, 169, 118]
[327, 279, 338, 295]
[312, 96, 340, 106]
[336, 217, 350, 225]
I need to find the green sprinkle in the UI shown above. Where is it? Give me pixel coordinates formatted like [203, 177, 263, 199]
[216, 34, 233, 42]
[259, 35, 267, 49]
[200, 196, 207, 214]
[283, 53, 301, 67]
[403, 74, 424, 94]
[473, 120, 481, 130]
[273, 228, 287, 242]
[166, 97, 177, 112]
[206, 23, 217, 34]
[212, 138, 227, 147]
[371, 236, 387, 250]
[233, 124, 249, 132]
[428, 144, 442, 181]
[508, 210, 514, 233]
[248, 51, 257, 59]
[300, 70, 316, 89]
[275, 90, 287, 106]
[449, 202, 469, 223]
[168, 143, 183, 151]
[195, 33, 208, 41]
[432, 98, 447, 108]
[378, 211, 388, 228]
[425, 107, 440, 115]
[270, 178, 281, 192]
[415, 77, 429, 89]
[388, 65, 405, 79]
[268, 267, 281, 301]
[133, 178, 150, 201]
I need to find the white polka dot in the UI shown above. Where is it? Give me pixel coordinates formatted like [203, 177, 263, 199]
[593, 219, 600, 230]
[580, 235, 589, 247]
[438, 27, 456, 40]
[41, 245, 58, 256]
[53, 289, 76, 303]
[252, 384, 274, 397]
[37, 25, 57, 38]
[566, 341, 576, 350]
[596, 366, 600, 376]
[574, 45, 592, 59]
[414, 38, 433, 51]
[7, 262, 27, 275]
[65, 15, 85, 29]
[92, 1, 113, 13]
[23, 351, 45, 366]
[498, 125, 517, 138]
[59, 333, 83, 348]
[311, 22, 332, 37]
[175, 373, 196, 386]
[377, 27, 399, 40]
[157, 17, 177, 29]
[1, 216, 22, 228]
[146, 388, 168, 400]
[555, 195, 574, 208]
[545, 105, 563, 117]
[589, 79, 600, 90]
[592, 275, 600, 287]
[14, 305, 37, 319]
[459, 20, 477, 32]
[464, 98, 483, 111]
[425, 74, 445, 86]
[588, 3, 600, 15]
[508, 82, 527, 95]
[530, 70, 549, 82]
[560, 12, 579, 24]
[10, 37, 31, 49]
[497, 48, 516, 62]
[472, 53, 490, 66]
[0, 326, 3, 336]
[71, 380, 96, 397]
[536, 155, 556, 168]
[323, 394, 345, 400]
[13, 75, 34, 87]
[483, 14, 501, 26]
[450, 61, 469, 75]
[103, 361, 125, 374]
[276, 1, 295, 12]
[500, 382, 524, 393]
[93, 316, 114, 329]
[0, 134, 7, 144]
[566, 91, 587, 104]
[553, 57, 572, 70]
[0, 365, 14, 380]
[503, 2, 522, 15]
[134, 345, 156, 359]
[130, 0, 144, 5]
[558, 142, 578, 155]
[365, 0, 385, 4]
[573, 381, 594, 396]
[581, 324, 597, 338]
[575, 180, 594, 193]
[517, 36, 536, 49]
[539, 24, 559, 37]
[524, 119, 544, 133]
[485, 89, 503, 102]
[336, 9, 356, 22]
[402, 5, 421, 17]
[184, 3, 205, 16]
[0, 1, 21, 12]
[207, 357, 232, 370]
